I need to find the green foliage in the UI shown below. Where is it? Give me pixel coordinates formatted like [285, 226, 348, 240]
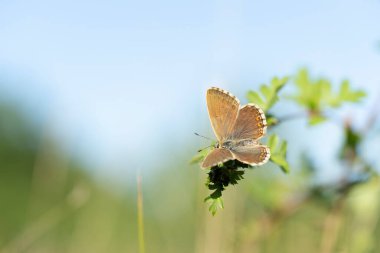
[189, 147, 211, 165]
[268, 134, 290, 173]
[194, 68, 370, 215]
[1, 67, 380, 251]
[340, 123, 362, 160]
[265, 113, 279, 126]
[205, 160, 248, 198]
[191, 136, 290, 214]
[202, 160, 249, 215]
[246, 76, 289, 112]
[288, 69, 366, 125]
[204, 197, 224, 216]
[336, 80, 366, 104]
[346, 177, 380, 252]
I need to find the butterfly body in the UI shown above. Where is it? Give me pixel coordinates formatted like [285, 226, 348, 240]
[202, 87, 270, 168]
[217, 139, 257, 150]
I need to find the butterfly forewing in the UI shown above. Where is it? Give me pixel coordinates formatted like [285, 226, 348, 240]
[202, 148, 234, 168]
[230, 104, 267, 140]
[207, 87, 240, 141]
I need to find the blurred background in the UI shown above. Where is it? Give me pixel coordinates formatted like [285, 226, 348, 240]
[0, 0, 380, 252]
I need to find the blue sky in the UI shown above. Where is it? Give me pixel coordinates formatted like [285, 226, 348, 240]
[0, 0, 379, 179]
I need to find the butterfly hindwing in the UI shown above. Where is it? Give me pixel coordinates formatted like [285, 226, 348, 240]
[202, 148, 234, 168]
[207, 87, 240, 142]
[230, 144, 270, 166]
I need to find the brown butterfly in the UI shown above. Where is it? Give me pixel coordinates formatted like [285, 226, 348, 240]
[202, 87, 270, 168]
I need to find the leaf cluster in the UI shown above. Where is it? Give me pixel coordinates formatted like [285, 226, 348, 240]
[246, 76, 289, 112]
[204, 160, 249, 215]
[268, 134, 290, 173]
[288, 69, 366, 125]
[206, 160, 249, 198]
[246, 77, 289, 126]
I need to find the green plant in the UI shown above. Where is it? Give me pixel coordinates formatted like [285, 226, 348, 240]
[192, 69, 368, 215]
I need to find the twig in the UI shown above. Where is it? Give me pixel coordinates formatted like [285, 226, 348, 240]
[277, 111, 307, 123]
[269, 111, 306, 128]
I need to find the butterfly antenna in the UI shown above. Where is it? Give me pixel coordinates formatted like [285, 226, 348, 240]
[198, 145, 213, 153]
[194, 132, 213, 141]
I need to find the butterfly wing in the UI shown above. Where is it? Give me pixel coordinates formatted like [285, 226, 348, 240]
[201, 148, 234, 168]
[207, 87, 240, 141]
[231, 145, 270, 166]
[230, 104, 267, 140]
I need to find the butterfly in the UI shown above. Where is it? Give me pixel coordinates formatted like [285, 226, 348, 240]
[202, 87, 270, 168]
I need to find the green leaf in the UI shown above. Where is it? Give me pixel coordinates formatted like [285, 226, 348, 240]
[204, 197, 224, 216]
[268, 134, 290, 173]
[260, 85, 272, 100]
[266, 115, 278, 126]
[246, 91, 265, 109]
[246, 76, 289, 112]
[294, 68, 310, 90]
[338, 80, 366, 103]
[339, 123, 362, 160]
[189, 146, 212, 165]
[268, 134, 279, 151]
[210, 189, 222, 199]
[325, 80, 366, 107]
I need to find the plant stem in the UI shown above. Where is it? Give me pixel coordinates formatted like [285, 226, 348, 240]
[137, 175, 145, 253]
[319, 197, 345, 253]
[278, 111, 307, 122]
[269, 111, 306, 128]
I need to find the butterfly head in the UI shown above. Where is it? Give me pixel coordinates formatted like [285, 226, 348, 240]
[214, 141, 233, 149]
[219, 140, 233, 150]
